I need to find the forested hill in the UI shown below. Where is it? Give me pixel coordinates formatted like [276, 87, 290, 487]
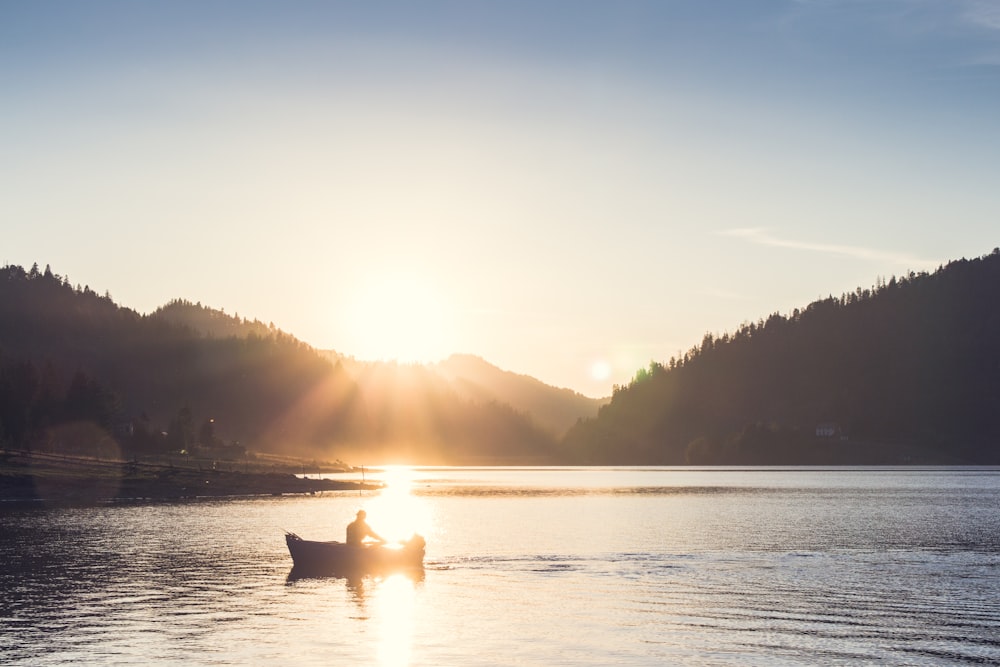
[6, 252, 999, 466]
[151, 299, 278, 339]
[562, 250, 1000, 465]
[0, 263, 556, 464]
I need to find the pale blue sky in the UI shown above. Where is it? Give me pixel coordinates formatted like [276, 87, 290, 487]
[2, 1, 998, 397]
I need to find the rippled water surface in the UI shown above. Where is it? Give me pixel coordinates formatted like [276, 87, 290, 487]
[2, 467, 999, 665]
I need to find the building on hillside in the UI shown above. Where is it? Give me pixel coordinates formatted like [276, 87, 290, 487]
[815, 422, 840, 438]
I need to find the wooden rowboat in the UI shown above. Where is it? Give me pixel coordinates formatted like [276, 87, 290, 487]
[285, 532, 425, 574]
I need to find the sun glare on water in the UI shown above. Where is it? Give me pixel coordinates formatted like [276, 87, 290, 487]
[363, 466, 432, 543]
[375, 574, 418, 666]
[346, 466, 427, 666]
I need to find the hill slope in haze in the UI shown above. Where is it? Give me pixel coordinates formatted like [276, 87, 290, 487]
[5, 250, 998, 467]
[155, 300, 605, 440]
[432, 354, 605, 435]
[321, 353, 606, 438]
[562, 250, 1000, 465]
[0, 265, 558, 464]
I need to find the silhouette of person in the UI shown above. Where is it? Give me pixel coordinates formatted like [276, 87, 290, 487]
[346, 509, 384, 547]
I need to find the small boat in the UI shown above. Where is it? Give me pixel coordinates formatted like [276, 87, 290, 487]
[285, 532, 426, 574]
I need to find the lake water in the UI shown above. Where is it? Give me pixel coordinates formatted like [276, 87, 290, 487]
[2, 467, 999, 665]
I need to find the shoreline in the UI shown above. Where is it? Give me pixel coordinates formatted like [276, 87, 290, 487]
[0, 469, 381, 506]
[0, 449, 380, 506]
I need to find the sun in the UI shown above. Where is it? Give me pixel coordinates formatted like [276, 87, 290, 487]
[345, 274, 455, 363]
[590, 359, 611, 381]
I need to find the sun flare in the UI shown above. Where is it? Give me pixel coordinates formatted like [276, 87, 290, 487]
[363, 466, 432, 543]
[590, 359, 611, 381]
[345, 275, 455, 363]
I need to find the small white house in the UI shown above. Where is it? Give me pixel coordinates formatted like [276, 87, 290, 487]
[815, 422, 839, 438]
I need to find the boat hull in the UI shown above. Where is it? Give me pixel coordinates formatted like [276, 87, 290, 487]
[285, 532, 425, 575]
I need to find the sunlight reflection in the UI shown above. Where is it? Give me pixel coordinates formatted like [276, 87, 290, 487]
[381, 465, 417, 495]
[364, 466, 432, 543]
[375, 574, 417, 667]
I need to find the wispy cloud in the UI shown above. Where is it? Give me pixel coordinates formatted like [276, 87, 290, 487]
[784, 0, 1000, 38]
[960, 0, 1000, 31]
[718, 228, 937, 268]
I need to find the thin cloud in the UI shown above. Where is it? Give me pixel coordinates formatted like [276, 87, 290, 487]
[961, 1, 1000, 31]
[718, 228, 937, 268]
[784, 0, 1000, 38]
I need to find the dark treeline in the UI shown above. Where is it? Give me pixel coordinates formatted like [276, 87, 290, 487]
[562, 250, 1000, 465]
[6, 251, 999, 466]
[0, 263, 555, 463]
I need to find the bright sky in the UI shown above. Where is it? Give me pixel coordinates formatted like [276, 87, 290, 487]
[2, 1, 999, 398]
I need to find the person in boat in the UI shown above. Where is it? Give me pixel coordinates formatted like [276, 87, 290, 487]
[346, 509, 385, 547]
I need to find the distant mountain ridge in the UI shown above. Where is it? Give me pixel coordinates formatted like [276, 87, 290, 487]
[0, 265, 597, 464]
[316, 352, 605, 438]
[3, 250, 997, 466]
[431, 355, 605, 435]
[150, 300, 606, 435]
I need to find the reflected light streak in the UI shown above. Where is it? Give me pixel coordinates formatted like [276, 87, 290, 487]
[365, 466, 433, 543]
[381, 465, 417, 495]
[375, 574, 417, 667]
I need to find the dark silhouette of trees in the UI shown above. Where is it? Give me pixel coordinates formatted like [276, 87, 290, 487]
[63, 370, 120, 429]
[0, 263, 557, 463]
[8, 250, 996, 466]
[562, 250, 1000, 464]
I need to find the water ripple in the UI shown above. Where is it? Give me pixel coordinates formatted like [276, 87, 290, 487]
[3, 471, 1000, 665]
